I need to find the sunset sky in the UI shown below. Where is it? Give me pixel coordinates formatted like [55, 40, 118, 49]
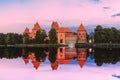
[0, 0, 120, 33]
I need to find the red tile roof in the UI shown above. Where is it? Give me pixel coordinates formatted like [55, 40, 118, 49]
[78, 60, 86, 68]
[51, 61, 58, 70]
[32, 22, 42, 31]
[23, 27, 30, 34]
[32, 61, 41, 70]
[23, 58, 29, 64]
[78, 24, 86, 31]
[29, 32, 35, 38]
[57, 27, 72, 33]
[77, 52, 86, 68]
[51, 21, 59, 28]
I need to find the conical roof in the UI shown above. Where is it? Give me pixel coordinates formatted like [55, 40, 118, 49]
[51, 61, 58, 70]
[32, 61, 41, 70]
[23, 27, 30, 34]
[78, 24, 86, 31]
[77, 60, 86, 68]
[32, 22, 42, 31]
[23, 58, 29, 64]
[77, 52, 86, 68]
[51, 21, 59, 28]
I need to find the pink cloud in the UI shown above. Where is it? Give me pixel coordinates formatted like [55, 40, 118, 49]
[0, 0, 120, 33]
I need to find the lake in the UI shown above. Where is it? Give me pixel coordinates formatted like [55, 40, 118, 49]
[0, 47, 120, 80]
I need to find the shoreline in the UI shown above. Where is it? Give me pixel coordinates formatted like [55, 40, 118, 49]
[0, 44, 68, 48]
[0, 43, 120, 48]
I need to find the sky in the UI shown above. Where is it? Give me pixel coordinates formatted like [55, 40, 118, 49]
[0, 0, 120, 33]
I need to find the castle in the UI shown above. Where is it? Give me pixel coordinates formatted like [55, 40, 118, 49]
[23, 21, 87, 44]
[23, 22, 42, 39]
[22, 47, 87, 70]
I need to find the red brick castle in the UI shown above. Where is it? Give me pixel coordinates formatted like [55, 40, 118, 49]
[23, 21, 87, 44]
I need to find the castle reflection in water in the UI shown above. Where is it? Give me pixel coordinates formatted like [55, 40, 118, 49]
[22, 47, 87, 70]
[0, 47, 119, 70]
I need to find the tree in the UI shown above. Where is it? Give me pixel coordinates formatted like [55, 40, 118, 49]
[23, 33, 29, 44]
[94, 25, 120, 43]
[48, 47, 57, 63]
[49, 28, 57, 44]
[94, 25, 104, 43]
[0, 33, 5, 45]
[35, 30, 41, 44]
[5, 33, 16, 45]
[34, 30, 46, 44]
[14, 33, 23, 44]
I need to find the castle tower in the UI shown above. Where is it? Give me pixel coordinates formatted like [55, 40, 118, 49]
[32, 22, 42, 34]
[23, 27, 30, 34]
[51, 61, 59, 70]
[51, 21, 59, 30]
[32, 61, 41, 70]
[23, 58, 29, 64]
[77, 48, 86, 68]
[77, 24, 87, 43]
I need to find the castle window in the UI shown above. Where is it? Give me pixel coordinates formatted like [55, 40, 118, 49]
[60, 48, 63, 53]
[60, 39, 63, 43]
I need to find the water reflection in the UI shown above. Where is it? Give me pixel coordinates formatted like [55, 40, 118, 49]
[0, 47, 120, 70]
[94, 48, 120, 66]
[0, 48, 22, 59]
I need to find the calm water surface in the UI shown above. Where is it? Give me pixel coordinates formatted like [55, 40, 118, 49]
[0, 47, 120, 80]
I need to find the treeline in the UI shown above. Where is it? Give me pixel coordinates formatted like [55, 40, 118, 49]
[0, 28, 57, 45]
[89, 25, 120, 43]
[94, 48, 120, 66]
[23, 28, 57, 44]
[0, 33, 23, 45]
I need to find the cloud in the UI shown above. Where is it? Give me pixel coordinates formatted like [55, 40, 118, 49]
[112, 74, 120, 79]
[92, 0, 100, 2]
[111, 13, 120, 17]
[103, 7, 110, 9]
[0, 0, 32, 5]
[90, 0, 101, 3]
[0, 0, 120, 33]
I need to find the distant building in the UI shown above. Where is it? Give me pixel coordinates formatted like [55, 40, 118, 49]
[23, 21, 87, 44]
[56, 47, 87, 68]
[23, 22, 42, 39]
[77, 48, 87, 68]
[22, 51, 42, 70]
[56, 47, 76, 64]
[77, 24, 87, 43]
[51, 21, 87, 44]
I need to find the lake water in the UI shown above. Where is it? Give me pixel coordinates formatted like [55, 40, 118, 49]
[0, 47, 120, 80]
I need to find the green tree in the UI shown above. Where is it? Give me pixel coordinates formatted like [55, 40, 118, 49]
[23, 33, 29, 44]
[14, 33, 23, 44]
[35, 30, 41, 44]
[35, 30, 47, 44]
[0, 33, 5, 45]
[5, 33, 16, 45]
[49, 28, 57, 44]
[94, 25, 104, 43]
